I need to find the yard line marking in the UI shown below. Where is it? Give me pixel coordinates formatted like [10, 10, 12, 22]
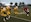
[11, 16, 31, 22]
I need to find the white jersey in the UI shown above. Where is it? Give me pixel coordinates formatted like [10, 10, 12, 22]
[3, 7, 6, 11]
[27, 9, 29, 12]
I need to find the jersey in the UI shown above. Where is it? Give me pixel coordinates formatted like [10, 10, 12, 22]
[6, 6, 11, 16]
[14, 6, 18, 14]
[23, 6, 28, 12]
[1, 7, 7, 17]
[23, 6, 29, 13]
[14, 6, 18, 12]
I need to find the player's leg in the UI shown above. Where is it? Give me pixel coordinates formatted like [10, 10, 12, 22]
[6, 11, 11, 20]
[7, 15, 10, 19]
[26, 12, 30, 16]
[8, 11, 11, 19]
[25, 10, 29, 16]
[26, 9, 30, 16]
[6, 17, 8, 20]
[6, 14, 11, 20]
[2, 16, 6, 22]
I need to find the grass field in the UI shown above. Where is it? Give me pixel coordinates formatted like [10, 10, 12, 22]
[0, 6, 31, 22]
[0, 16, 29, 22]
[11, 6, 31, 20]
[11, 6, 31, 22]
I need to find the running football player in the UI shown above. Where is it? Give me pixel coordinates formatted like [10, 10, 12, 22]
[1, 7, 7, 22]
[23, 6, 30, 16]
[14, 2, 19, 16]
[6, 6, 11, 20]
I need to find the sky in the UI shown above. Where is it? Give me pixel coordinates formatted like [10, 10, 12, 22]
[1, 0, 31, 5]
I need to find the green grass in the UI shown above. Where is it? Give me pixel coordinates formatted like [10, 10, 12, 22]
[0, 6, 31, 22]
[0, 16, 29, 22]
[10, 6, 31, 22]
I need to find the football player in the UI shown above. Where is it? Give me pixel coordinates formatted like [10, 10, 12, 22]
[14, 2, 19, 15]
[23, 6, 30, 16]
[14, 6, 18, 15]
[6, 6, 11, 20]
[1, 7, 7, 22]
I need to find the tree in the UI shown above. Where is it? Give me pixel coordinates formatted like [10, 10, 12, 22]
[0, 3, 2, 6]
[27, 4, 31, 6]
[22, 2, 24, 6]
[22, 2, 24, 4]
[19, 2, 21, 6]
[15, 2, 18, 6]
[10, 2, 13, 6]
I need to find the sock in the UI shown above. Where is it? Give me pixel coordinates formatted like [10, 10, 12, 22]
[3, 18, 6, 22]
[6, 15, 10, 20]
[6, 17, 9, 20]
[27, 14, 29, 16]
[8, 15, 10, 19]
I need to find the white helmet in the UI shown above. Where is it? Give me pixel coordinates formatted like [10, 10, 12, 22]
[7, 6, 10, 9]
[15, 6, 18, 9]
[3, 7, 6, 11]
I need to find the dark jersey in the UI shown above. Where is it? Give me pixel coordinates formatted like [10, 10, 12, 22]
[23, 6, 28, 11]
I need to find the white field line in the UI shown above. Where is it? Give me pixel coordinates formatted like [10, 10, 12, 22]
[11, 16, 31, 22]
